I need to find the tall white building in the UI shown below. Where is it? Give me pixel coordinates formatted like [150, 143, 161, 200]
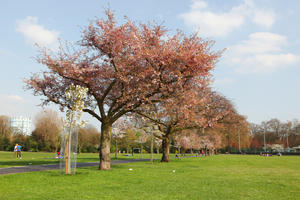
[10, 116, 32, 135]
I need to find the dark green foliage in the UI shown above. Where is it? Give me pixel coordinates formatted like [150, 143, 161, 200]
[0, 137, 10, 151]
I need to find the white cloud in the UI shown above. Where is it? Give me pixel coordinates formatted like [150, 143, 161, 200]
[0, 94, 24, 102]
[229, 32, 286, 55]
[0, 94, 35, 120]
[179, 0, 276, 37]
[180, 10, 244, 37]
[16, 16, 59, 49]
[226, 32, 300, 73]
[180, 1, 244, 37]
[252, 10, 275, 28]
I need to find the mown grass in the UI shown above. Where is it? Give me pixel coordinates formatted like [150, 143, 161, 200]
[0, 151, 163, 168]
[0, 154, 299, 200]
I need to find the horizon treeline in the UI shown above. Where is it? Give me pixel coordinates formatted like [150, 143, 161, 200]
[1, 111, 300, 153]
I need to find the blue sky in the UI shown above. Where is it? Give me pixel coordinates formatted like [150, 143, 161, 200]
[0, 0, 300, 130]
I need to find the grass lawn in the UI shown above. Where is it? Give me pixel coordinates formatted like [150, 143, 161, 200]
[0, 151, 163, 168]
[0, 154, 300, 200]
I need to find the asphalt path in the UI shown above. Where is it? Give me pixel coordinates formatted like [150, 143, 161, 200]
[0, 159, 149, 175]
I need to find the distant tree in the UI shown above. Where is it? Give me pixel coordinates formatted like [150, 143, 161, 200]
[248, 118, 300, 151]
[289, 119, 300, 147]
[111, 117, 131, 158]
[25, 10, 220, 169]
[280, 121, 293, 148]
[120, 129, 138, 154]
[198, 128, 224, 154]
[249, 123, 261, 136]
[32, 109, 63, 152]
[206, 106, 250, 152]
[0, 115, 12, 138]
[78, 124, 100, 153]
[130, 115, 162, 162]
[0, 116, 13, 151]
[267, 118, 281, 137]
[250, 137, 261, 150]
[174, 133, 190, 155]
[11, 133, 27, 151]
[136, 88, 232, 162]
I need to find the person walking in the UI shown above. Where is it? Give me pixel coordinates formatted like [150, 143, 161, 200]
[201, 149, 205, 156]
[16, 144, 22, 159]
[14, 144, 18, 157]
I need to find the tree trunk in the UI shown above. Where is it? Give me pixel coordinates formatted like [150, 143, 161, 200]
[114, 138, 117, 159]
[161, 133, 171, 162]
[150, 134, 153, 164]
[77, 145, 81, 154]
[99, 122, 112, 170]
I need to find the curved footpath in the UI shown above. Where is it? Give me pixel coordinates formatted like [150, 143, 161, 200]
[0, 159, 149, 175]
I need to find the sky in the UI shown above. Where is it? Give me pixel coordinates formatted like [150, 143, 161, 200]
[0, 0, 300, 130]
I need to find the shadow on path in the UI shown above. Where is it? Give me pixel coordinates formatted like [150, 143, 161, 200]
[0, 159, 149, 175]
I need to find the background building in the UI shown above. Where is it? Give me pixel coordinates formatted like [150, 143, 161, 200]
[10, 116, 32, 135]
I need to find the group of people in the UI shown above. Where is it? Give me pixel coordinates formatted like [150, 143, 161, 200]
[260, 152, 282, 156]
[175, 149, 209, 159]
[14, 144, 22, 159]
[14, 144, 64, 160]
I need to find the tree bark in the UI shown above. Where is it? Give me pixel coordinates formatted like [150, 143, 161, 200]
[99, 122, 112, 170]
[161, 133, 171, 162]
[150, 134, 153, 164]
[182, 149, 186, 156]
[114, 138, 117, 159]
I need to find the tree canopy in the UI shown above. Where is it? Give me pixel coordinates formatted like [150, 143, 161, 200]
[25, 10, 221, 170]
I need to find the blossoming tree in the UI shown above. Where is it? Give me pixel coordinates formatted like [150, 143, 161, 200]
[25, 10, 220, 170]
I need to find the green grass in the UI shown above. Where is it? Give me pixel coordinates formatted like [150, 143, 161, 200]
[0, 151, 163, 168]
[0, 151, 60, 167]
[1, 154, 300, 199]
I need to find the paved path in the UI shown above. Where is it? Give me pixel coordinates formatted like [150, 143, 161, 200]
[0, 159, 149, 175]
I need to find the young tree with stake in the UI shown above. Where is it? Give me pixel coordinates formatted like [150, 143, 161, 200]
[63, 84, 88, 174]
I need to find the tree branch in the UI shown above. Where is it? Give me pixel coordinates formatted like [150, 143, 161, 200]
[135, 111, 166, 127]
[83, 108, 102, 122]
